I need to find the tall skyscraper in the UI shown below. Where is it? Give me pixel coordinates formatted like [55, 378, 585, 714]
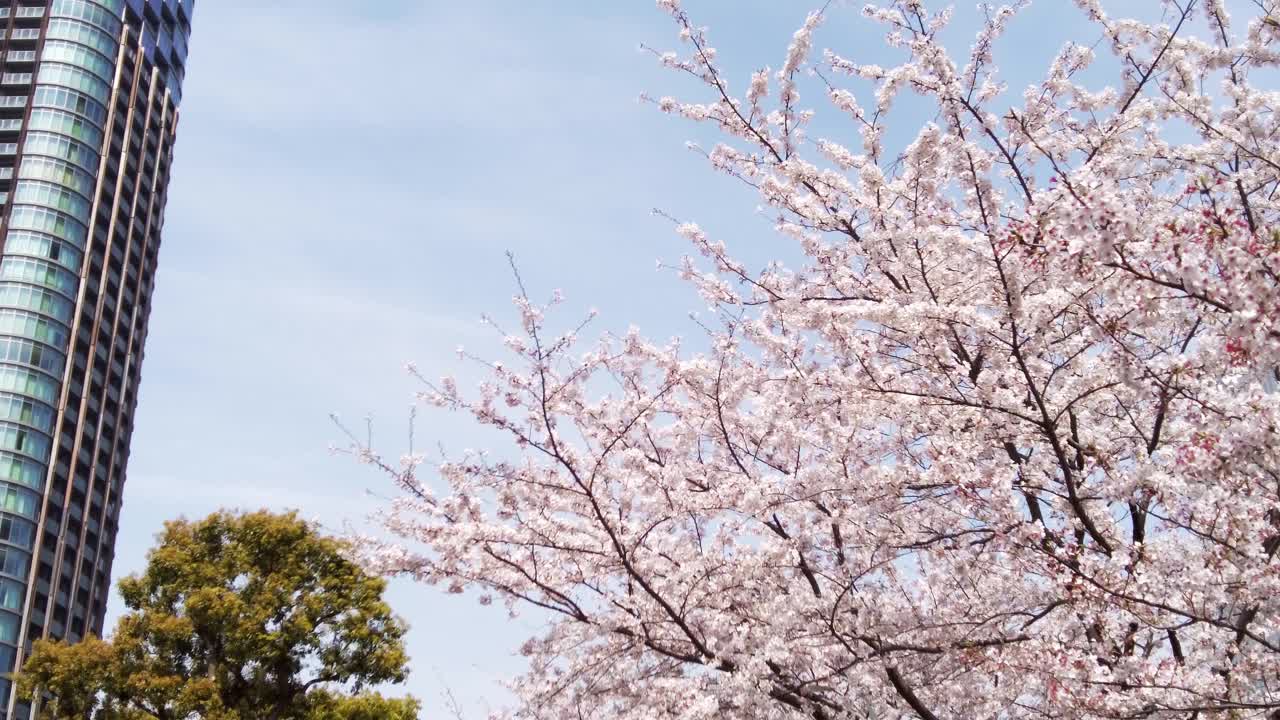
[0, 1, 193, 716]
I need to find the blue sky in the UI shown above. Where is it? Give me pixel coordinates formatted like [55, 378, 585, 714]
[111, 0, 1117, 714]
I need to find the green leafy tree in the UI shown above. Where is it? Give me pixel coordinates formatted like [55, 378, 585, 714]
[16, 510, 418, 720]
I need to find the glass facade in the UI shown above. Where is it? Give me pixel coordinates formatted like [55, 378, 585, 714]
[0, 1, 193, 717]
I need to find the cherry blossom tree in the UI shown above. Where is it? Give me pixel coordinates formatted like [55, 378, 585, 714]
[346, 1, 1280, 717]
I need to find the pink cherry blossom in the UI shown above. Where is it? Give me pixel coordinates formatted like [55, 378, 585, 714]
[348, 2, 1280, 718]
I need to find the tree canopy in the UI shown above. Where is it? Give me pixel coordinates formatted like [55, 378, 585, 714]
[348, 1, 1280, 718]
[17, 510, 418, 720]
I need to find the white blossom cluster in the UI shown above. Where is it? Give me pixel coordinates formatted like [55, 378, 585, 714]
[353, 1, 1280, 717]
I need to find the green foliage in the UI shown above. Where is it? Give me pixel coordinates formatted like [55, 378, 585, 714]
[306, 691, 422, 720]
[17, 510, 416, 720]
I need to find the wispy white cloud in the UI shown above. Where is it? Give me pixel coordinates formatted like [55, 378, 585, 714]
[186, 3, 636, 135]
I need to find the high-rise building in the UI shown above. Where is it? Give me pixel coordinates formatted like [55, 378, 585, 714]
[0, 1, 194, 716]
